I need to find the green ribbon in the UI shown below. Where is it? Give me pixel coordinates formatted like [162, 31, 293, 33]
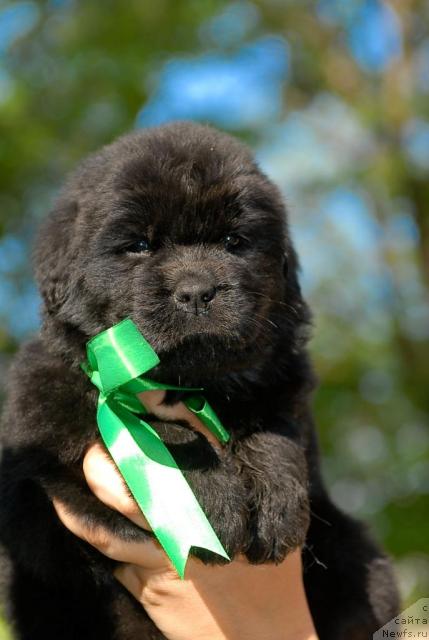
[81, 318, 230, 578]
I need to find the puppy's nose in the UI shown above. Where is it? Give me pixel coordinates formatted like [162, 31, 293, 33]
[174, 275, 217, 315]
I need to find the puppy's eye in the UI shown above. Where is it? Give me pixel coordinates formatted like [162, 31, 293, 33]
[224, 234, 243, 251]
[125, 238, 151, 253]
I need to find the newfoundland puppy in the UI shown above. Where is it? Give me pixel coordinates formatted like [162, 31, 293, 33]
[0, 121, 399, 639]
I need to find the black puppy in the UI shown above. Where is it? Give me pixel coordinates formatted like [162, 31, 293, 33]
[0, 122, 399, 639]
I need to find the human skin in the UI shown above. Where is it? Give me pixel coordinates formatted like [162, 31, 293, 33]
[53, 391, 318, 640]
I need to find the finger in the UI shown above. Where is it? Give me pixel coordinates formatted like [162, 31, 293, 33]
[113, 563, 180, 606]
[137, 390, 220, 449]
[52, 498, 170, 568]
[83, 442, 151, 531]
[114, 564, 141, 600]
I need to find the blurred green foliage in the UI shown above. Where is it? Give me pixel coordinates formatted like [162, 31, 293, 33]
[0, 0, 428, 634]
[0, 614, 12, 640]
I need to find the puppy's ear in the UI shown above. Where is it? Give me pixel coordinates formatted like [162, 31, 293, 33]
[33, 199, 79, 314]
[283, 241, 312, 329]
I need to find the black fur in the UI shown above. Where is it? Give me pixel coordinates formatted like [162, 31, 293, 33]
[0, 122, 399, 639]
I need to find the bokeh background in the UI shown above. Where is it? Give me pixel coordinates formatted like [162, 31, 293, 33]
[0, 0, 428, 635]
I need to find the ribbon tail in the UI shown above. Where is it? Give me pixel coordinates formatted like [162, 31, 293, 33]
[185, 395, 230, 444]
[96, 398, 229, 578]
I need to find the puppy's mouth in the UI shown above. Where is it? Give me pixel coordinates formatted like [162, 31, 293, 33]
[130, 296, 273, 386]
[142, 332, 266, 388]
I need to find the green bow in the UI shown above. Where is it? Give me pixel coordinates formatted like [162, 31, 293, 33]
[81, 318, 230, 577]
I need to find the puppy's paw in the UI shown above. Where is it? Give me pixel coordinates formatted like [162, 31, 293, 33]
[244, 477, 310, 563]
[185, 456, 250, 564]
[145, 417, 250, 563]
[234, 431, 310, 564]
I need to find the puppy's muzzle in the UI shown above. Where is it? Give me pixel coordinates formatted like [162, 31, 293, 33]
[174, 272, 217, 316]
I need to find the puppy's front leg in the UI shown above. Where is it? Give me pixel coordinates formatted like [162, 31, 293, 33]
[234, 431, 310, 563]
[40, 459, 152, 547]
[145, 417, 250, 563]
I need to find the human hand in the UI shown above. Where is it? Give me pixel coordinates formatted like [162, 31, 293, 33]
[53, 392, 318, 640]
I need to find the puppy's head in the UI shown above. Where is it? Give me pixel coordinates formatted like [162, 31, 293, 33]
[34, 122, 310, 386]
